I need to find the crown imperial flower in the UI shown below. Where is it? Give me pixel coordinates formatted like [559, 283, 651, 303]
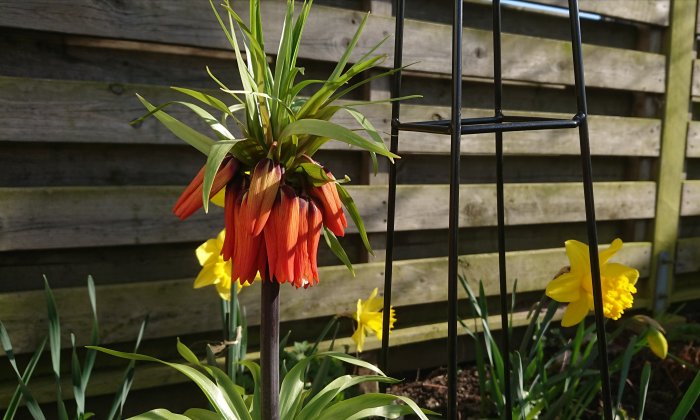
[546, 238, 639, 327]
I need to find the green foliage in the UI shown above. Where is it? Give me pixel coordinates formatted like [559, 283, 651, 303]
[459, 275, 668, 420]
[0, 277, 148, 420]
[91, 342, 434, 420]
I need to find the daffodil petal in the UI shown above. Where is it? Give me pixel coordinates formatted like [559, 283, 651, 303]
[216, 229, 226, 248]
[194, 263, 218, 288]
[211, 189, 226, 208]
[546, 272, 582, 302]
[196, 239, 220, 266]
[351, 325, 366, 353]
[364, 288, 384, 312]
[565, 240, 590, 272]
[561, 298, 589, 327]
[599, 238, 623, 266]
[603, 262, 640, 286]
[365, 314, 384, 336]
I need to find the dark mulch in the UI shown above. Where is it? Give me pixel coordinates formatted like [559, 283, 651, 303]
[389, 342, 700, 420]
[388, 367, 482, 419]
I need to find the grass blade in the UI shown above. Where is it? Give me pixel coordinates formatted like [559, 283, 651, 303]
[322, 227, 355, 276]
[0, 323, 46, 420]
[44, 277, 69, 420]
[638, 362, 651, 420]
[335, 184, 372, 255]
[107, 315, 149, 420]
[670, 369, 700, 420]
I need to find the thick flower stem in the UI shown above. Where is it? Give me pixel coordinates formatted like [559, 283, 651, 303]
[261, 278, 280, 420]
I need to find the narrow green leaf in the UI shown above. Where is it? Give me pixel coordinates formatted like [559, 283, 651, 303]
[80, 276, 99, 409]
[44, 277, 69, 420]
[89, 346, 241, 420]
[182, 408, 225, 420]
[171, 87, 231, 114]
[670, 369, 700, 420]
[298, 375, 399, 420]
[239, 360, 261, 420]
[335, 184, 373, 255]
[317, 393, 430, 420]
[322, 227, 355, 276]
[297, 163, 336, 187]
[279, 119, 399, 160]
[136, 94, 216, 155]
[128, 409, 191, 420]
[202, 142, 236, 213]
[0, 323, 46, 420]
[71, 333, 85, 417]
[638, 362, 651, 420]
[279, 354, 314, 420]
[616, 335, 638, 409]
[107, 315, 149, 420]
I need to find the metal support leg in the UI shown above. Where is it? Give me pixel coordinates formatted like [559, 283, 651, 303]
[567, 1, 613, 418]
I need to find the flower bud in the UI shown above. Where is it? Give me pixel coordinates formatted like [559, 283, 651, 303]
[173, 158, 239, 220]
[247, 159, 282, 236]
[309, 169, 347, 237]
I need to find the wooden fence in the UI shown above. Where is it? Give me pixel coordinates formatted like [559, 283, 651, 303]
[0, 0, 698, 411]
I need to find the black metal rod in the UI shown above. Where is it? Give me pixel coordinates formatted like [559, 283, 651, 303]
[447, 0, 463, 417]
[567, 1, 613, 419]
[380, 0, 405, 379]
[260, 279, 280, 420]
[493, 0, 513, 418]
[396, 118, 577, 135]
[461, 119, 578, 134]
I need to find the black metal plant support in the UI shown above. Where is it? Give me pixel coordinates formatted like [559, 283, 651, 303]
[380, 1, 614, 419]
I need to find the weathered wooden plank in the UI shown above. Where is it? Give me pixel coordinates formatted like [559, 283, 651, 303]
[0, 2, 666, 92]
[686, 121, 700, 157]
[527, 0, 669, 26]
[0, 77, 661, 157]
[0, 242, 651, 355]
[0, 142, 360, 188]
[691, 60, 700, 100]
[676, 236, 700, 274]
[0, 182, 656, 251]
[649, 0, 697, 311]
[680, 180, 700, 216]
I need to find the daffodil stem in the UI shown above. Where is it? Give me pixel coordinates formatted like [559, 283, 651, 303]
[261, 278, 280, 420]
[227, 286, 239, 382]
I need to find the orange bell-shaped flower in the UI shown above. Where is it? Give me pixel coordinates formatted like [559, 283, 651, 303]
[173, 158, 239, 220]
[309, 169, 347, 237]
[247, 159, 282, 237]
[265, 186, 299, 284]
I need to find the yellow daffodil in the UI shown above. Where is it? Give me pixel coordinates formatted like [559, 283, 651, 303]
[195, 230, 256, 300]
[546, 238, 639, 327]
[351, 288, 396, 352]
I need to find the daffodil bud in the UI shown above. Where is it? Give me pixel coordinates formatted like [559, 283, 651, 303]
[247, 159, 282, 236]
[647, 328, 668, 359]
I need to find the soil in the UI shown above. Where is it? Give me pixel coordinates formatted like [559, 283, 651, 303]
[387, 367, 482, 419]
[389, 339, 700, 419]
